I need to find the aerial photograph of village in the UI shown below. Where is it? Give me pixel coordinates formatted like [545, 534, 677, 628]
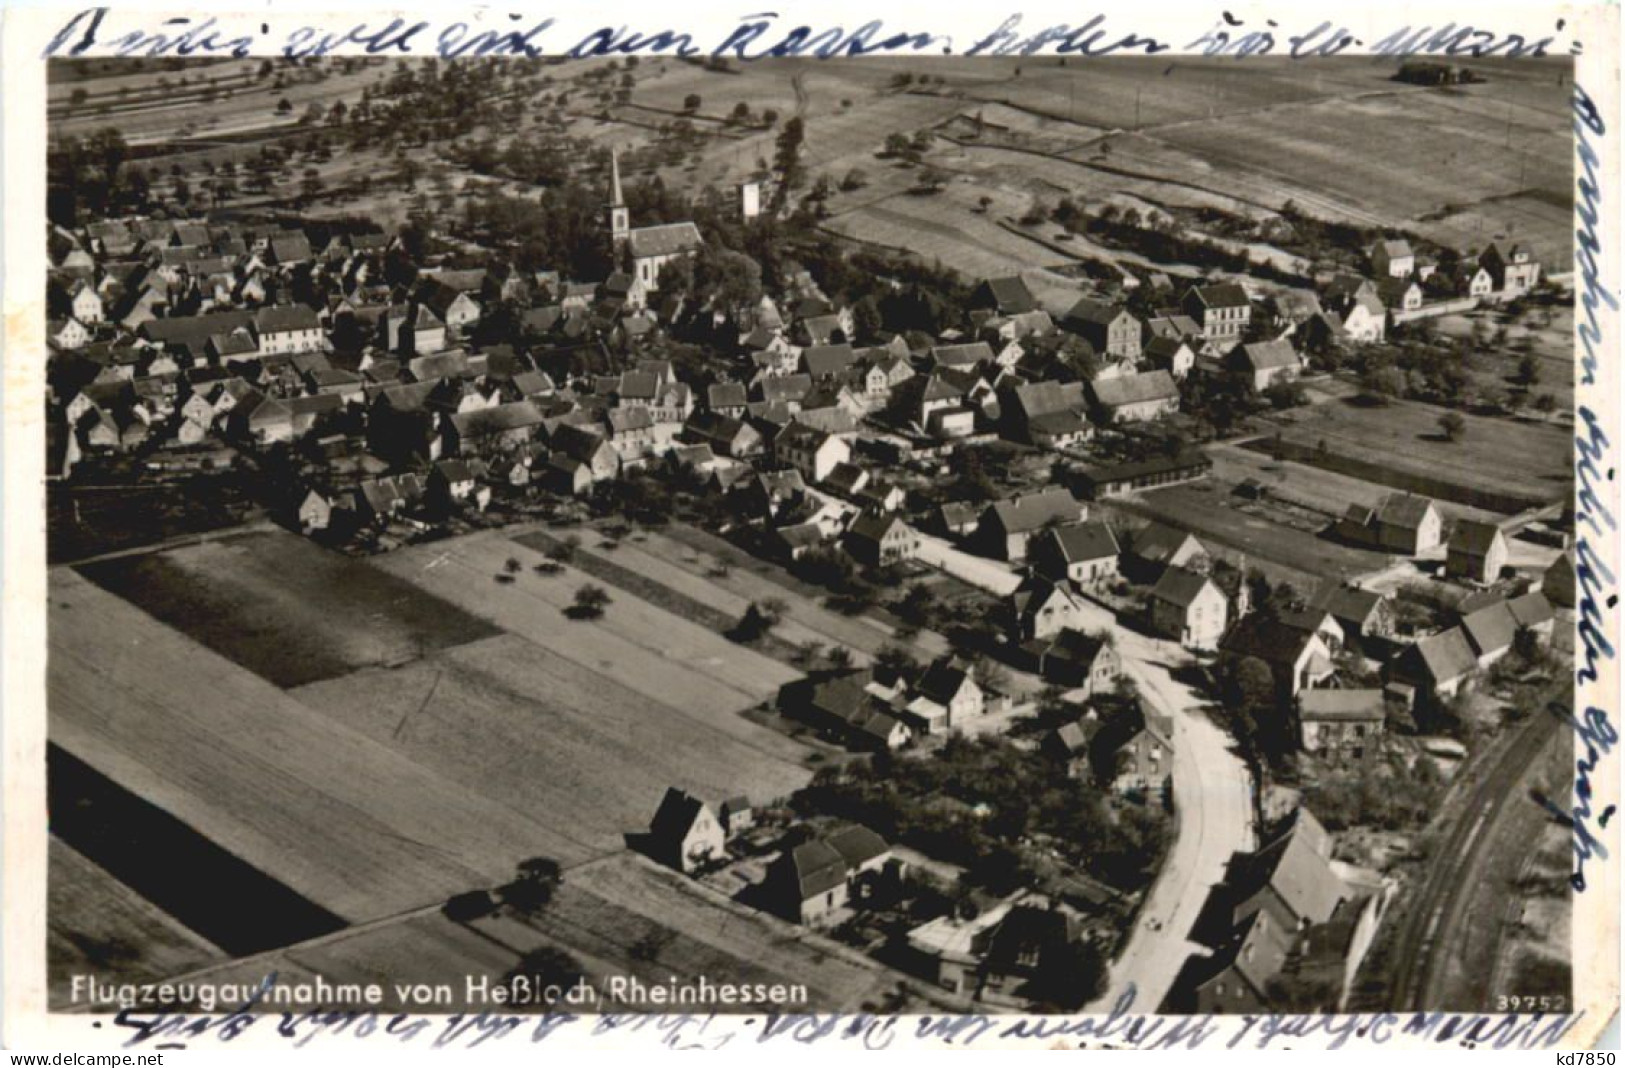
[44, 53, 1578, 1017]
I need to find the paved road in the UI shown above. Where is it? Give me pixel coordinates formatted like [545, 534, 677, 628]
[913, 532, 1255, 1011]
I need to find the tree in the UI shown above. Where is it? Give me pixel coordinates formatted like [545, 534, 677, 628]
[1438, 411, 1466, 442]
[300, 168, 323, 203]
[730, 101, 751, 124]
[568, 584, 612, 619]
[683, 93, 702, 112]
[503, 946, 583, 1006]
[883, 132, 913, 159]
[1358, 363, 1405, 403]
[840, 168, 867, 192]
[500, 856, 563, 915]
[826, 646, 855, 671]
[546, 535, 580, 563]
[276, 97, 292, 115]
[851, 295, 883, 343]
[772, 117, 806, 205]
[1518, 354, 1540, 385]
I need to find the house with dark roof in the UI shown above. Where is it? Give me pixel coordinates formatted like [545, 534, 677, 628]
[765, 824, 900, 926]
[971, 276, 1039, 316]
[1000, 380, 1090, 448]
[1063, 298, 1141, 360]
[774, 421, 851, 483]
[1334, 493, 1442, 556]
[683, 410, 763, 458]
[1126, 522, 1209, 579]
[1386, 626, 1478, 703]
[1169, 808, 1383, 1014]
[801, 343, 858, 381]
[1087, 369, 1180, 423]
[1151, 567, 1229, 651]
[975, 488, 1086, 560]
[791, 671, 912, 751]
[1446, 520, 1508, 585]
[1021, 627, 1120, 694]
[1543, 552, 1576, 608]
[1459, 599, 1520, 667]
[930, 341, 995, 372]
[1142, 335, 1196, 379]
[1008, 574, 1089, 642]
[1090, 698, 1173, 795]
[1480, 242, 1541, 297]
[1299, 689, 1386, 757]
[844, 511, 921, 567]
[909, 656, 986, 734]
[1226, 339, 1301, 392]
[1075, 450, 1212, 500]
[1220, 613, 1337, 700]
[1371, 238, 1415, 279]
[1030, 521, 1120, 587]
[646, 788, 725, 874]
[1181, 283, 1251, 345]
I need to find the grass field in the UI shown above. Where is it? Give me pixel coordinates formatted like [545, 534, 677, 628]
[1263, 395, 1572, 512]
[48, 837, 225, 1007]
[76, 529, 500, 688]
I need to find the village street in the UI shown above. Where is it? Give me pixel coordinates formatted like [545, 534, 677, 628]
[913, 530, 1256, 1012]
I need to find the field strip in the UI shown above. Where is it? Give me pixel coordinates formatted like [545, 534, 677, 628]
[639, 525, 952, 660]
[373, 533, 798, 708]
[49, 569, 593, 922]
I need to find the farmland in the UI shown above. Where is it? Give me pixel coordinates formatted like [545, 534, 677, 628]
[1258, 394, 1572, 513]
[49, 526, 823, 934]
[48, 837, 225, 1006]
[76, 529, 500, 688]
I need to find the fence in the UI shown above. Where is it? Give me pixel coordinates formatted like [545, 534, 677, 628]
[1391, 296, 1479, 323]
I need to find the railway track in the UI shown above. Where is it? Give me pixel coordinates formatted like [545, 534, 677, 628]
[1386, 706, 1565, 1009]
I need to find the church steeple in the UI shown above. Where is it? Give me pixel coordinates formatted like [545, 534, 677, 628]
[608, 149, 630, 249]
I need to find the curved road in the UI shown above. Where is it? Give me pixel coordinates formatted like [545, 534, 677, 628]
[914, 532, 1255, 1012]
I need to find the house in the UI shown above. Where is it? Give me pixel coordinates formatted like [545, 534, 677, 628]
[1543, 552, 1576, 609]
[1219, 613, 1336, 699]
[550, 423, 621, 485]
[775, 421, 852, 484]
[1480, 242, 1541, 296]
[254, 304, 324, 355]
[823, 461, 870, 500]
[1150, 567, 1229, 651]
[1009, 574, 1089, 642]
[844, 511, 921, 567]
[352, 474, 426, 523]
[1077, 451, 1211, 502]
[856, 480, 908, 514]
[971, 276, 1039, 316]
[1370, 238, 1415, 279]
[976, 489, 1086, 561]
[445, 401, 548, 457]
[1000, 380, 1090, 449]
[720, 797, 754, 839]
[772, 521, 827, 562]
[1298, 690, 1386, 757]
[1227, 339, 1301, 392]
[936, 501, 982, 539]
[296, 488, 335, 533]
[1309, 582, 1396, 648]
[646, 788, 725, 874]
[796, 671, 913, 750]
[1030, 521, 1120, 587]
[1170, 808, 1377, 1014]
[1181, 283, 1251, 345]
[1063, 298, 1140, 360]
[1091, 699, 1174, 795]
[765, 824, 900, 926]
[910, 656, 986, 733]
[1377, 277, 1424, 313]
[48, 318, 92, 350]
[1507, 590, 1556, 642]
[978, 903, 1083, 1002]
[1021, 627, 1120, 694]
[1456, 263, 1495, 299]
[930, 342, 995, 372]
[684, 410, 763, 459]
[1459, 599, 1519, 667]
[1387, 626, 1478, 703]
[801, 343, 858, 381]
[1087, 370, 1180, 423]
[429, 459, 487, 508]
[1335, 493, 1442, 556]
[1126, 522, 1209, 578]
[1446, 520, 1508, 585]
[1142, 335, 1196, 379]
[707, 382, 748, 418]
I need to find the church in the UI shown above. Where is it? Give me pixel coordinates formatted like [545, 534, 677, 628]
[608, 150, 703, 307]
